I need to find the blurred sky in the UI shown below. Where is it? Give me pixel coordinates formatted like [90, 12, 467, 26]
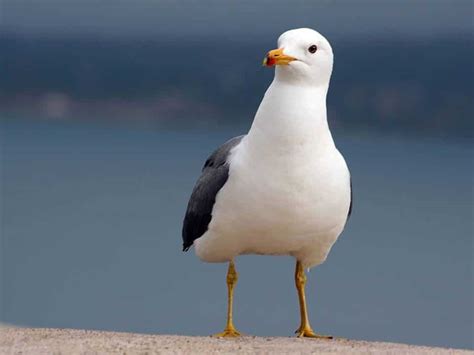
[2, 0, 473, 40]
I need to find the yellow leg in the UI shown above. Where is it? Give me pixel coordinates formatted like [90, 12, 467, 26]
[294, 261, 332, 339]
[213, 260, 241, 337]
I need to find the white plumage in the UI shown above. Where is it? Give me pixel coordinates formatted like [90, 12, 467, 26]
[194, 28, 351, 268]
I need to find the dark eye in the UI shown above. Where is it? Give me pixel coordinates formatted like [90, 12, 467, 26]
[308, 45, 317, 54]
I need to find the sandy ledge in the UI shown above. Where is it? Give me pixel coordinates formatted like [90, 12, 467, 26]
[0, 327, 471, 354]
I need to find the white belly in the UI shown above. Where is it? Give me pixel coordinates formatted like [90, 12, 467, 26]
[194, 139, 351, 268]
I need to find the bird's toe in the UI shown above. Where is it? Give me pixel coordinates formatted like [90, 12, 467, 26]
[296, 327, 332, 339]
[213, 328, 241, 338]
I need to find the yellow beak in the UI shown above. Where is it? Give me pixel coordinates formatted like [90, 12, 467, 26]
[263, 48, 297, 67]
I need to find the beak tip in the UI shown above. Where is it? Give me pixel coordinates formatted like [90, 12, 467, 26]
[263, 56, 275, 67]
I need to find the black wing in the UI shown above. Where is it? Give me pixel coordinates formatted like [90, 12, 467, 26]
[182, 135, 245, 251]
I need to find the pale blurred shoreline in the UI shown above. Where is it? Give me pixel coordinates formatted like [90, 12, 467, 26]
[1, 35, 472, 138]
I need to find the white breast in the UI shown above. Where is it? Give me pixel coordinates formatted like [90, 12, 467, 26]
[194, 81, 351, 268]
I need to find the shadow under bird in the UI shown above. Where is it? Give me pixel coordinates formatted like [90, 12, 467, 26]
[182, 28, 352, 338]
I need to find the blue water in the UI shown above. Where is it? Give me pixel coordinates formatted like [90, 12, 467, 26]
[1, 119, 472, 349]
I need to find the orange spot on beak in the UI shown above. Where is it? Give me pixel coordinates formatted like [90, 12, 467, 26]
[264, 56, 276, 67]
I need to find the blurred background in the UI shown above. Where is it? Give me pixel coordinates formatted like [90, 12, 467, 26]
[1, 0, 472, 350]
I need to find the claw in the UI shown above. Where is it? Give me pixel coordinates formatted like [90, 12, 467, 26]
[213, 328, 241, 338]
[295, 327, 332, 339]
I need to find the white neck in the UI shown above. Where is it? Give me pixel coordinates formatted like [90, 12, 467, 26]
[246, 78, 334, 155]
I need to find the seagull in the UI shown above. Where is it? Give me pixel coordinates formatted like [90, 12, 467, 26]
[182, 28, 352, 338]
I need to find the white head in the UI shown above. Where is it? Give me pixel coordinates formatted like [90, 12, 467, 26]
[263, 28, 334, 87]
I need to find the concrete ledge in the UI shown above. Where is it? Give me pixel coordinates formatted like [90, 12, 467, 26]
[0, 327, 470, 354]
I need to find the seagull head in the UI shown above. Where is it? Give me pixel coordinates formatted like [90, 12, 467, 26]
[263, 28, 334, 86]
